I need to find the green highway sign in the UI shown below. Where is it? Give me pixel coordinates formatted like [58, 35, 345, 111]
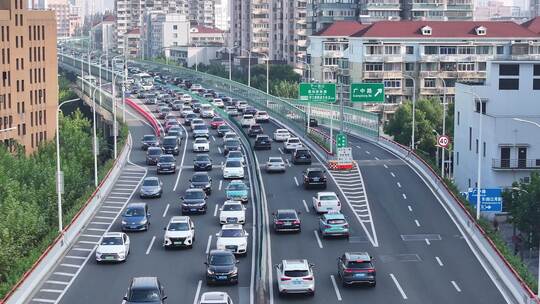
[336, 133, 348, 148]
[350, 83, 385, 103]
[298, 83, 336, 103]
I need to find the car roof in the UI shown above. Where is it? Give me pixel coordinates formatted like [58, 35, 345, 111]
[209, 249, 235, 256]
[127, 202, 147, 209]
[143, 177, 159, 181]
[195, 138, 208, 142]
[169, 216, 189, 223]
[221, 224, 243, 230]
[223, 200, 242, 205]
[200, 292, 229, 302]
[130, 277, 159, 289]
[193, 172, 210, 177]
[323, 212, 345, 220]
[344, 252, 372, 262]
[268, 156, 283, 161]
[306, 167, 324, 172]
[318, 191, 337, 196]
[163, 136, 176, 140]
[186, 188, 205, 193]
[148, 146, 161, 151]
[102, 232, 123, 238]
[282, 259, 309, 270]
[276, 129, 288, 132]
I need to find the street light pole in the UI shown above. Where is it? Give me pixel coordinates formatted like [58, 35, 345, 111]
[90, 82, 112, 187]
[437, 77, 447, 178]
[112, 55, 123, 159]
[403, 75, 416, 149]
[98, 54, 107, 105]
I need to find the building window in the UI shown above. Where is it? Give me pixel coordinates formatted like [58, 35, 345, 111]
[384, 45, 401, 55]
[456, 152, 459, 165]
[457, 111, 460, 125]
[478, 62, 487, 71]
[424, 46, 438, 55]
[424, 78, 436, 88]
[499, 64, 519, 76]
[440, 46, 457, 55]
[406, 46, 414, 55]
[534, 65, 540, 76]
[496, 45, 504, 55]
[475, 100, 486, 114]
[364, 63, 382, 71]
[405, 63, 415, 71]
[475, 139, 479, 154]
[457, 62, 475, 71]
[405, 78, 414, 87]
[483, 142, 486, 157]
[499, 79, 519, 90]
[383, 79, 401, 88]
[533, 79, 540, 90]
[173, 25, 178, 30]
[469, 127, 472, 151]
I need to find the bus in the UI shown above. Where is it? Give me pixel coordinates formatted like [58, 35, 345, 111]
[134, 73, 154, 91]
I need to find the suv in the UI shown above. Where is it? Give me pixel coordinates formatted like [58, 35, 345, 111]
[337, 252, 376, 287]
[141, 134, 159, 150]
[205, 250, 239, 285]
[190, 172, 212, 194]
[254, 135, 271, 150]
[157, 154, 176, 174]
[292, 148, 312, 165]
[275, 259, 315, 296]
[123, 277, 167, 304]
[194, 154, 213, 171]
[247, 124, 263, 137]
[303, 168, 327, 189]
[223, 139, 241, 155]
[199, 292, 233, 304]
[272, 209, 301, 232]
[181, 188, 207, 214]
[146, 147, 162, 165]
[163, 216, 195, 249]
[217, 124, 231, 137]
[161, 136, 180, 155]
[284, 138, 302, 153]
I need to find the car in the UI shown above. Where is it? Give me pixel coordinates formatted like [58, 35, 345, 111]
[192, 102, 202, 113]
[181, 93, 192, 102]
[275, 259, 315, 296]
[255, 111, 270, 123]
[157, 154, 176, 174]
[139, 177, 163, 198]
[212, 98, 223, 105]
[272, 209, 301, 232]
[241, 114, 255, 127]
[95, 232, 130, 262]
[254, 135, 271, 150]
[193, 124, 210, 138]
[244, 106, 257, 116]
[223, 139, 241, 155]
[292, 148, 312, 165]
[171, 100, 183, 111]
[191, 84, 203, 91]
[205, 250, 239, 285]
[184, 113, 197, 126]
[226, 106, 239, 117]
[237, 101, 248, 112]
[284, 137, 302, 153]
[225, 180, 249, 203]
[214, 99, 225, 108]
[273, 129, 291, 142]
[199, 292, 234, 304]
[121, 202, 150, 232]
[193, 138, 210, 152]
[141, 134, 159, 150]
[217, 124, 231, 136]
[164, 120, 180, 133]
[194, 154, 213, 171]
[190, 172, 212, 194]
[163, 216, 195, 249]
[337, 252, 376, 286]
[158, 107, 171, 119]
[200, 105, 215, 118]
[146, 147, 162, 165]
[306, 118, 318, 127]
[161, 136, 180, 155]
[266, 156, 286, 173]
[223, 160, 245, 179]
[210, 117, 226, 129]
[191, 119, 205, 131]
[216, 224, 249, 255]
[167, 129, 183, 142]
[223, 132, 238, 142]
[226, 150, 244, 165]
[219, 200, 246, 225]
[181, 106, 193, 118]
[247, 124, 263, 137]
[303, 168, 327, 189]
[123, 277, 167, 304]
[319, 212, 349, 238]
[312, 192, 341, 213]
[181, 188, 207, 214]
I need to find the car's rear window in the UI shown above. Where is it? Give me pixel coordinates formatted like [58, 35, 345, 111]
[128, 288, 160, 302]
[143, 179, 159, 186]
[327, 219, 346, 225]
[143, 135, 156, 141]
[163, 138, 176, 145]
[346, 261, 373, 269]
[307, 170, 324, 177]
[148, 149, 161, 156]
[284, 270, 309, 277]
[277, 212, 296, 220]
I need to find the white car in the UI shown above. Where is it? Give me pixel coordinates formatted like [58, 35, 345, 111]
[312, 191, 341, 213]
[191, 118, 205, 131]
[199, 292, 234, 304]
[193, 138, 210, 152]
[163, 216, 195, 248]
[284, 137, 303, 153]
[237, 101, 248, 112]
[213, 99, 225, 108]
[219, 200, 246, 225]
[223, 159, 244, 179]
[241, 114, 255, 127]
[181, 106, 193, 118]
[95, 232, 130, 263]
[273, 129, 291, 142]
[223, 132, 239, 142]
[181, 94, 192, 102]
[276, 259, 315, 296]
[266, 157, 286, 173]
[255, 111, 270, 122]
[200, 105, 215, 118]
[216, 224, 249, 255]
[191, 84, 203, 91]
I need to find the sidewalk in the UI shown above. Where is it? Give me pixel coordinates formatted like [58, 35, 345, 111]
[498, 219, 539, 278]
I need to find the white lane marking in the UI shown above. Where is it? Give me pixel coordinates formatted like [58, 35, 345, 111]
[390, 172, 396, 177]
[219, 180, 223, 191]
[53, 272, 75, 277]
[436, 256, 444, 266]
[365, 151, 371, 155]
[313, 230, 323, 248]
[451, 281, 462, 292]
[65, 256, 86, 260]
[397, 182, 402, 188]
[330, 275, 342, 301]
[356, 145, 362, 149]
[390, 273, 408, 300]
[95, 216, 115, 220]
[192, 280, 202, 304]
[45, 280, 69, 286]
[72, 248, 92, 252]
[402, 193, 407, 200]
[415, 219, 420, 227]
[87, 228, 106, 232]
[302, 199, 310, 213]
[89, 221, 110, 225]
[383, 164, 388, 169]
[172, 123, 189, 192]
[162, 204, 170, 217]
[212, 135, 216, 141]
[214, 204, 219, 217]
[78, 241, 97, 245]
[60, 263, 81, 269]
[278, 147, 284, 154]
[374, 157, 379, 160]
[205, 235, 213, 254]
[146, 236, 156, 255]
[285, 159, 291, 167]
[40, 289, 63, 293]
[408, 205, 413, 212]
[99, 210, 118, 214]
[294, 176, 299, 187]
[425, 238, 431, 245]
[218, 147, 222, 154]
[32, 298, 55, 303]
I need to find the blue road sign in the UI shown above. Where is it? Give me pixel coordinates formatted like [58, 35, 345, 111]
[467, 188, 503, 212]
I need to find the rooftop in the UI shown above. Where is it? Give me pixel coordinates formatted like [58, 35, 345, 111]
[191, 26, 224, 34]
[315, 20, 368, 37]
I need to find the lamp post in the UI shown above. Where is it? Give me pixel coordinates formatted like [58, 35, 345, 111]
[98, 54, 108, 105]
[298, 59, 312, 133]
[90, 81, 112, 187]
[252, 51, 270, 95]
[56, 97, 81, 233]
[322, 66, 342, 154]
[403, 75, 417, 149]
[111, 55, 123, 159]
[436, 76, 447, 178]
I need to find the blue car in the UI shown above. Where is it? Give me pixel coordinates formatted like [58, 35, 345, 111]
[319, 212, 349, 238]
[225, 180, 249, 203]
[122, 203, 150, 232]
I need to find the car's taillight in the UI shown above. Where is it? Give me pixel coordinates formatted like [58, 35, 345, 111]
[303, 276, 313, 281]
[367, 269, 375, 273]
[293, 220, 300, 225]
[324, 225, 332, 229]
[281, 277, 291, 281]
[337, 201, 341, 207]
[343, 224, 349, 228]
[275, 220, 284, 225]
[318, 202, 321, 207]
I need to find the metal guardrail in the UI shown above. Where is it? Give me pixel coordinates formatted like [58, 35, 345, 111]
[492, 158, 540, 170]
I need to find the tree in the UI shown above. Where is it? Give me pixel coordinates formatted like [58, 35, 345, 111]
[271, 80, 299, 99]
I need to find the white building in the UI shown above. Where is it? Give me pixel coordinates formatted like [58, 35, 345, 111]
[190, 26, 224, 45]
[213, 0, 229, 31]
[169, 46, 222, 67]
[141, 13, 190, 59]
[91, 15, 116, 54]
[453, 61, 540, 192]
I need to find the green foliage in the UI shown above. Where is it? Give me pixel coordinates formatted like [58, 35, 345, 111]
[271, 80, 299, 99]
[58, 75, 78, 103]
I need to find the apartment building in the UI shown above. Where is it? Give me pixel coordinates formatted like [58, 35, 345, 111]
[307, 20, 540, 109]
[91, 15, 116, 54]
[453, 61, 540, 192]
[0, 0, 58, 154]
[189, 0, 215, 27]
[47, 0, 71, 37]
[213, 0, 229, 31]
[141, 12, 190, 58]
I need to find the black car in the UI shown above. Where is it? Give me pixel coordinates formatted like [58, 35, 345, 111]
[292, 148, 312, 165]
[223, 139, 241, 155]
[146, 147, 162, 165]
[167, 129, 183, 142]
[181, 188, 207, 214]
[157, 154, 176, 174]
[303, 168, 327, 189]
[193, 154, 213, 171]
[217, 125, 231, 137]
[192, 102, 202, 113]
[337, 252, 376, 287]
[247, 124, 263, 137]
[161, 136, 180, 155]
[190, 172, 212, 194]
[205, 250, 239, 285]
[272, 209, 301, 232]
[184, 113, 197, 126]
[141, 134, 159, 150]
[254, 135, 271, 150]
[307, 118, 318, 127]
[123, 277, 167, 304]
[171, 100, 183, 111]
[244, 106, 257, 116]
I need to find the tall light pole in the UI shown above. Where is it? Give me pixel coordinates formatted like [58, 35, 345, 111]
[56, 98, 81, 233]
[252, 51, 270, 95]
[437, 76, 447, 178]
[403, 75, 416, 149]
[322, 66, 341, 154]
[98, 54, 108, 105]
[298, 59, 312, 133]
[238, 48, 252, 87]
[90, 81, 112, 187]
[111, 55, 123, 159]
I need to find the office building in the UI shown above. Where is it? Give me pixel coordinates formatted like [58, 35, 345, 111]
[453, 61, 540, 192]
[0, 0, 58, 154]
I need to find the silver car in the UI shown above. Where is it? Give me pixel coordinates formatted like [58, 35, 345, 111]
[139, 177, 163, 198]
[266, 157, 286, 173]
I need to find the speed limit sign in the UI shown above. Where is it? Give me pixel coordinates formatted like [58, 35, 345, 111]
[437, 135, 450, 148]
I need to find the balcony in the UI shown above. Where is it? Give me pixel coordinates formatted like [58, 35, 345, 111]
[447, 4, 472, 10]
[383, 55, 403, 62]
[364, 55, 384, 62]
[364, 71, 384, 78]
[492, 159, 540, 170]
[365, 2, 401, 10]
[383, 71, 403, 78]
[323, 50, 343, 58]
[411, 2, 445, 10]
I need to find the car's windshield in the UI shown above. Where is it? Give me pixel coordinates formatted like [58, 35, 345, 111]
[308, 170, 323, 177]
[168, 131, 180, 137]
[223, 204, 242, 211]
[163, 138, 176, 145]
[210, 254, 235, 266]
[288, 139, 300, 143]
[194, 125, 208, 131]
[346, 261, 373, 269]
[228, 151, 242, 158]
[185, 191, 205, 199]
[192, 174, 209, 182]
[101, 237, 122, 246]
[143, 135, 156, 141]
[221, 229, 243, 237]
[148, 149, 161, 156]
[168, 222, 189, 231]
[284, 270, 309, 277]
[128, 289, 161, 302]
[159, 155, 175, 162]
[226, 161, 241, 168]
[125, 207, 145, 217]
[195, 139, 207, 143]
[225, 140, 240, 147]
[196, 155, 210, 162]
[143, 179, 159, 186]
[320, 195, 337, 201]
[218, 125, 230, 130]
[228, 182, 246, 190]
[269, 158, 282, 163]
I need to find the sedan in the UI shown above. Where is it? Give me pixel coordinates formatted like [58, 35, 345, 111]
[193, 138, 210, 152]
[181, 188, 207, 214]
[223, 160, 245, 179]
[273, 129, 290, 142]
[225, 180, 249, 203]
[226, 151, 244, 165]
[95, 232, 130, 263]
[255, 111, 270, 123]
[193, 154, 213, 171]
[266, 157, 286, 173]
[319, 212, 349, 238]
[139, 177, 163, 198]
[312, 192, 341, 213]
[121, 203, 150, 232]
[190, 172, 212, 195]
[217, 124, 231, 137]
[247, 124, 263, 137]
[219, 200, 246, 225]
[223, 139, 241, 155]
[273, 209, 301, 232]
[216, 224, 249, 256]
[141, 134, 159, 150]
[210, 117, 226, 129]
[254, 135, 271, 150]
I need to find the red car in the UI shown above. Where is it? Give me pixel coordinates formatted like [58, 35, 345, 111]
[210, 117, 226, 129]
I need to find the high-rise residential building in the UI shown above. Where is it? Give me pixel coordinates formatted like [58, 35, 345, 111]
[213, 0, 229, 31]
[0, 0, 58, 154]
[91, 15, 116, 54]
[31, 0, 47, 9]
[189, 0, 215, 27]
[47, 0, 71, 37]
[141, 13, 190, 58]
